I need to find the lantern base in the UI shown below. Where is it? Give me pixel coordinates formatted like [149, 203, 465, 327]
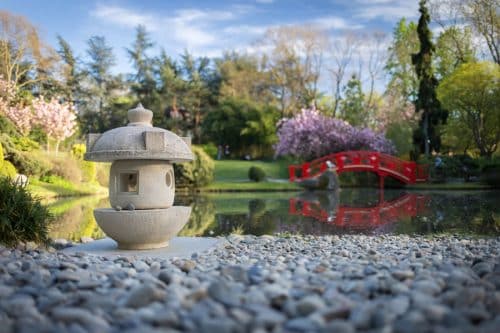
[94, 206, 191, 250]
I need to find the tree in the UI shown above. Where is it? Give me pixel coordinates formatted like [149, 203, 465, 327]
[340, 74, 365, 127]
[430, 0, 499, 65]
[202, 98, 279, 158]
[463, 0, 499, 65]
[56, 35, 79, 103]
[328, 32, 360, 117]
[0, 10, 56, 89]
[437, 62, 500, 157]
[180, 50, 213, 143]
[32, 97, 77, 154]
[412, 0, 447, 157]
[435, 27, 476, 79]
[260, 25, 328, 116]
[0, 77, 33, 134]
[386, 18, 419, 104]
[215, 52, 274, 105]
[127, 25, 157, 108]
[79, 35, 118, 133]
[275, 107, 395, 161]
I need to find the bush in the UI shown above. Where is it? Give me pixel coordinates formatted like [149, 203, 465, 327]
[80, 160, 96, 183]
[248, 166, 266, 182]
[174, 146, 215, 188]
[12, 137, 40, 152]
[96, 163, 110, 187]
[0, 160, 17, 178]
[49, 157, 82, 184]
[201, 143, 218, 159]
[480, 159, 500, 187]
[1, 134, 50, 177]
[71, 143, 86, 160]
[0, 176, 52, 247]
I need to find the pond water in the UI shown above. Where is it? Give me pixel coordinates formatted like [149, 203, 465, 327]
[48, 189, 500, 242]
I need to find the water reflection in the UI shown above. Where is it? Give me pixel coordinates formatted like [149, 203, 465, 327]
[289, 191, 428, 232]
[47, 196, 107, 241]
[48, 189, 500, 240]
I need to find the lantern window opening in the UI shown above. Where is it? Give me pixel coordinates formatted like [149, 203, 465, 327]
[119, 172, 139, 193]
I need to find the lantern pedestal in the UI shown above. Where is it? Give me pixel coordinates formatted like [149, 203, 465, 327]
[94, 206, 191, 250]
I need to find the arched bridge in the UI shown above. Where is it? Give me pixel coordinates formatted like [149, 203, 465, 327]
[289, 193, 429, 229]
[289, 151, 429, 188]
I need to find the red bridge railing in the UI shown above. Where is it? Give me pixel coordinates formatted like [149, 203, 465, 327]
[289, 193, 429, 228]
[289, 151, 429, 185]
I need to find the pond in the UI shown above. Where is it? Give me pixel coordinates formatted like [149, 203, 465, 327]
[47, 189, 500, 242]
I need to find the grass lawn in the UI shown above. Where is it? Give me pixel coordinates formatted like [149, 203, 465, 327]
[28, 179, 107, 198]
[204, 159, 300, 192]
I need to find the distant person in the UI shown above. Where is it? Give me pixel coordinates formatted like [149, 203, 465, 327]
[217, 145, 223, 160]
[224, 145, 230, 158]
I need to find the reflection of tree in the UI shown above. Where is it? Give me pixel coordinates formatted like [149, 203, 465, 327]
[178, 196, 216, 237]
[397, 192, 499, 236]
[48, 196, 107, 241]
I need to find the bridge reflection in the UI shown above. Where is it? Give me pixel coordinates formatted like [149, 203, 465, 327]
[289, 191, 429, 230]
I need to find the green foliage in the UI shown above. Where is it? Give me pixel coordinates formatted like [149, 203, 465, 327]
[201, 143, 218, 159]
[12, 136, 40, 151]
[386, 121, 414, 157]
[340, 74, 365, 126]
[0, 177, 52, 247]
[412, 0, 448, 156]
[0, 134, 50, 176]
[80, 160, 96, 183]
[202, 98, 278, 158]
[437, 62, 500, 157]
[174, 146, 214, 188]
[71, 143, 86, 159]
[0, 160, 17, 178]
[386, 18, 419, 102]
[435, 27, 476, 80]
[49, 157, 82, 183]
[0, 114, 20, 137]
[248, 166, 266, 182]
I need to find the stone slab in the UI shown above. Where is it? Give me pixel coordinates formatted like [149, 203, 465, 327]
[63, 237, 220, 259]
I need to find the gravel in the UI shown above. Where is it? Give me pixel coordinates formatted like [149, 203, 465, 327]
[1, 234, 499, 332]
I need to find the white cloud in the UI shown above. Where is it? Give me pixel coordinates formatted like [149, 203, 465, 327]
[354, 0, 418, 21]
[256, 0, 274, 4]
[91, 4, 158, 31]
[312, 16, 364, 30]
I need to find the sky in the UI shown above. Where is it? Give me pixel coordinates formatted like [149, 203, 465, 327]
[1, 0, 421, 92]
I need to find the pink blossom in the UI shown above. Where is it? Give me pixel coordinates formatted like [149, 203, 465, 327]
[275, 107, 395, 160]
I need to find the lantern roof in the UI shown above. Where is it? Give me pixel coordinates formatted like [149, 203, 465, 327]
[84, 104, 193, 162]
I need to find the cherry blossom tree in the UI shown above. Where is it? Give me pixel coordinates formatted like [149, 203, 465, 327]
[275, 107, 395, 161]
[0, 77, 35, 135]
[32, 96, 77, 154]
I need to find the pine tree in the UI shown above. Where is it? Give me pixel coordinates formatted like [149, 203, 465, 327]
[411, 0, 448, 157]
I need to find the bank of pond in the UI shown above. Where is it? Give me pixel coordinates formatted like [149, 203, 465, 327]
[47, 189, 500, 242]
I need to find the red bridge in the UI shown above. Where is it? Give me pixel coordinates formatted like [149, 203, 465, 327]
[289, 151, 429, 188]
[289, 193, 429, 229]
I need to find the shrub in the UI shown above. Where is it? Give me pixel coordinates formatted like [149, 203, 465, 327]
[0, 160, 17, 178]
[248, 166, 266, 182]
[275, 107, 395, 161]
[201, 143, 218, 159]
[80, 160, 97, 183]
[11, 151, 51, 177]
[1, 134, 50, 177]
[96, 163, 110, 187]
[49, 157, 82, 184]
[11, 137, 40, 151]
[0, 176, 52, 247]
[480, 159, 500, 187]
[71, 143, 86, 160]
[174, 146, 214, 188]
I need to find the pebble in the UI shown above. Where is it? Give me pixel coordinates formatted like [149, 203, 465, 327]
[0, 234, 498, 332]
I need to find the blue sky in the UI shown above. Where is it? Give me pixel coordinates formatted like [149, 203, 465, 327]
[2, 0, 420, 91]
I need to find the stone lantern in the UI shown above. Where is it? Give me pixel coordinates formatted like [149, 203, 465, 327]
[84, 104, 193, 250]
